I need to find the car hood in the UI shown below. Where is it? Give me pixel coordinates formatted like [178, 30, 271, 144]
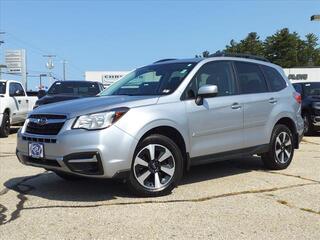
[31, 95, 159, 119]
[37, 94, 84, 105]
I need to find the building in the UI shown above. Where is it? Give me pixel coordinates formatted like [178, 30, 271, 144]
[85, 71, 130, 87]
[283, 67, 320, 82]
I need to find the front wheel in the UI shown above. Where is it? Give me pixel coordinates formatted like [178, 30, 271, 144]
[261, 124, 294, 170]
[127, 134, 183, 197]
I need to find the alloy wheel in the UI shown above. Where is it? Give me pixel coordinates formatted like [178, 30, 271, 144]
[133, 144, 175, 190]
[274, 132, 293, 164]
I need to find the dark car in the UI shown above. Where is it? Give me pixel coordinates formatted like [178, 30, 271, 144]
[34, 81, 104, 108]
[293, 81, 320, 135]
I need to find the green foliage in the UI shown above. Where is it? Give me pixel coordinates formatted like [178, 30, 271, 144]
[200, 28, 320, 67]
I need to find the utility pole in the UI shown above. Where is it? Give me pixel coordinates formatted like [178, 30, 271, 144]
[61, 60, 67, 81]
[0, 32, 5, 79]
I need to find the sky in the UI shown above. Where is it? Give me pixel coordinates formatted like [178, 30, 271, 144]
[0, 0, 320, 90]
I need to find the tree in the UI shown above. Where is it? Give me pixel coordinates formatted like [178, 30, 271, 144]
[264, 28, 301, 67]
[225, 32, 265, 56]
[198, 28, 320, 67]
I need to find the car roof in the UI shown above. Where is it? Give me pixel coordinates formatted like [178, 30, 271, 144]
[292, 80, 320, 83]
[53, 80, 101, 84]
[152, 57, 281, 70]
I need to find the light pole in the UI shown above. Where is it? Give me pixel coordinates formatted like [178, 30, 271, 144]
[39, 74, 47, 90]
[61, 60, 67, 80]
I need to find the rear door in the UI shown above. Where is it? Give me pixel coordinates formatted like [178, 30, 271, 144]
[234, 61, 275, 148]
[184, 61, 244, 158]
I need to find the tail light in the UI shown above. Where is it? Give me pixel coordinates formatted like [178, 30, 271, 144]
[293, 92, 302, 104]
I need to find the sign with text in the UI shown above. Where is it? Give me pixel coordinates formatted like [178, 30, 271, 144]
[5, 49, 26, 73]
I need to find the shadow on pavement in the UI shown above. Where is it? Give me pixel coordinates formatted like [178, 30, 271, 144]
[4, 156, 265, 202]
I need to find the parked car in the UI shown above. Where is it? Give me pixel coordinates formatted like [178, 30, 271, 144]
[34, 80, 104, 108]
[16, 55, 304, 196]
[293, 81, 320, 135]
[0, 80, 37, 137]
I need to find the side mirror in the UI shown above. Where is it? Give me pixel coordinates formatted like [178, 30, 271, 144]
[38, 90, 46, 99]
[195, 85, 218, 105]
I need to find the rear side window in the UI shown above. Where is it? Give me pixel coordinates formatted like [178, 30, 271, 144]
[234, 62, 268, 94]
[261, 65, 286, 92]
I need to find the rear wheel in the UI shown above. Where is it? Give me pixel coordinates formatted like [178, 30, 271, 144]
[0, 112, 10, 138]
[261, 124, 294, 170]
[128, 134, 183, 197]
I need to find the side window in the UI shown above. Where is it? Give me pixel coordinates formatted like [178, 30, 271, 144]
[9, 83, 16, 96]
[261, 65, 287, 92]
[9, 83, 25, 96]
[184, 61, 236, 99]
[234, 62, 268, 94]
[15, 83, 25, 96]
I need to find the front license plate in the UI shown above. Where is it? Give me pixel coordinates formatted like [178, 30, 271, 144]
[28, 143, 44, 159]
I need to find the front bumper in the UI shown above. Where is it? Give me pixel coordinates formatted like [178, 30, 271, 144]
[16, 124, 138, 178]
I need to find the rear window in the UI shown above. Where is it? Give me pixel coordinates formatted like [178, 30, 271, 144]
[234, 62, 268, 94]
[48, 82, 101, 96]
[261, 65, 286, 92]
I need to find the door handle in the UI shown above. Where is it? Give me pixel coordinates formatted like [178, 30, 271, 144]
[231, 103, 242, 109]
[268, 98, 277, 104]
[18, 100, 21, 104]
[26, 99, 29, 103]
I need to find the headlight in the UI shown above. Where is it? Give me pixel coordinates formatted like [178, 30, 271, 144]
[72, 108, 129, 130]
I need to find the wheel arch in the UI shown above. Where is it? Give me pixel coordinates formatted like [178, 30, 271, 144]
[137, 125, 190, 171]
[274, 117, 299, 148]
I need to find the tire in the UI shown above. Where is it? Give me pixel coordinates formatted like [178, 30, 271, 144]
[53, 171, 84, 181]
[303, 114, 315, 136]
[261, 124, 294, 170]
[0, 112, 10, 138]
[127, 134, 184, 197]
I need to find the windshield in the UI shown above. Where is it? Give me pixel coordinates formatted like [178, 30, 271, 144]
[100, 62, 196, 96]
[303, 82, 320, 96]
[47, 82, 101, 96]
[0, 82, 6, 94]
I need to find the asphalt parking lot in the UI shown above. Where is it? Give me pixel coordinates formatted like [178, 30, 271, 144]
[0, 129, 319, 239]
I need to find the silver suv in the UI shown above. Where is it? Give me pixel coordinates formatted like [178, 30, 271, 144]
[16, 56, 304, 196]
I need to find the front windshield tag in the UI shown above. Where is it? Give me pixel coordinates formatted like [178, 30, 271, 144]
[162, 89, 170, 93]
[180, 69, 187, 74]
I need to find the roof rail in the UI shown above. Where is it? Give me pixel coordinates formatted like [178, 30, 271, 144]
[209, 52, 270, 62]
[154, 58, 177, 63]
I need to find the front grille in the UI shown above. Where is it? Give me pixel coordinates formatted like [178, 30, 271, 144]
[25, 114, 66, 135]
[29, 114, 67, 119]
[22, 136, 57, 143]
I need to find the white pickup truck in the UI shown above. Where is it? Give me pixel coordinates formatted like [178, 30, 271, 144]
[0, 80, 37, 137]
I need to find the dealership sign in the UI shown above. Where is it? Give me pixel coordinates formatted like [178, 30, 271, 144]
[5, 49, 26, 73]
[288, 74, 308, 80]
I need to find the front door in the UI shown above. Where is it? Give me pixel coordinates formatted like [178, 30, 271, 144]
[183, 61, 244, 159]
